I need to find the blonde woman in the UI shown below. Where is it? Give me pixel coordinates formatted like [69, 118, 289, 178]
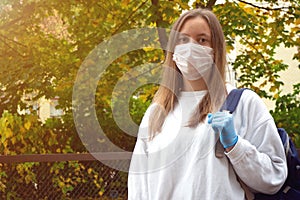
[128, 9, 287, 200]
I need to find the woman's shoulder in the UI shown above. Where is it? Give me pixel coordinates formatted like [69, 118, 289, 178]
[226, 85, 271, 120]
[240, 88, 264, 106]
[226, 84, 263, 105]
[143, 103, 160, 117]
[241, 88, 262, 102]
[139, 103, 161, 126]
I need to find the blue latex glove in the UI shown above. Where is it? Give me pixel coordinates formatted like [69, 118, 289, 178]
[207, 112, 238, 149]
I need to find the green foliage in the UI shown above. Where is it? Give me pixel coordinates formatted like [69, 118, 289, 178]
[0, 0, 299, 198]
[214, 0, 299, 98]
[271, 84, 300, 146]
[0, 111, 81, 154]
[0, 112, 89, 198]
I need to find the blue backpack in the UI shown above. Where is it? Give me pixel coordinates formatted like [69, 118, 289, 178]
[222, 88, 300, 199]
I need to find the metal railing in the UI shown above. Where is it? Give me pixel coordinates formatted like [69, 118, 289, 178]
[0, 152, 132, 200]
[1, 149, 299, 200]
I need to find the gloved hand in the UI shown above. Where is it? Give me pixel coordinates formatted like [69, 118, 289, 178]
[207, 112, 238, 149]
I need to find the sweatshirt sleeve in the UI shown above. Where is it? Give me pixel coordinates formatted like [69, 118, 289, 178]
[128, 137, 149, 200]
[128, 104, 157, 200]
[225, 89, 288, 194]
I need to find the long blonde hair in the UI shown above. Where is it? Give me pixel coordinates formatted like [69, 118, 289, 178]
[149, 9, 227, 139]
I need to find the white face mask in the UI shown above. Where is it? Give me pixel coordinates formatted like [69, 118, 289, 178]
[173, 43, 214, 80]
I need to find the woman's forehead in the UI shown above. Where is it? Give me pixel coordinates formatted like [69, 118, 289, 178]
[180, 17, 211, 36]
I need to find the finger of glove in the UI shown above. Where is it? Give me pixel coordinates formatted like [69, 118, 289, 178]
[212, 111, 230, 120]
[214, 111, 228, 117]
[211, 126, 221, 134]
[212, 120, 235, 137]
[208, 112, 230, 121]
[212, 113, 232, 125]
[208, 112, 232, 134]
[207, 113, 213, 124]
[211, 121, 226, 134]
[211, 120, 226, 128]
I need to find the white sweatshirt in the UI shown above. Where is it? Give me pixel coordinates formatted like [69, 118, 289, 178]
[128, 87, 287, 200]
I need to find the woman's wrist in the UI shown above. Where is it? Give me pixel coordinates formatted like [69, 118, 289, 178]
[225, 145, 235, 152]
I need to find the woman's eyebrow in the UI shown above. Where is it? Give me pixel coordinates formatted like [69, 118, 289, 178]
[197, 33, 210, 37]
[179, 33, 210, 38]
[178, 33, 190, 36]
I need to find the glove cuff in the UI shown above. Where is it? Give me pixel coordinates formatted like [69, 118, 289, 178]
[223, 136, 238, 149]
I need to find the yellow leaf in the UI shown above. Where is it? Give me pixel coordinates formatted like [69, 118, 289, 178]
[259, 80, 268, 88]
[143, 46, 154, 52]
[58, 181, 64, 188]
[226, 45, 234, 53]
[6, 128, 13, 139]
[295, 18, 300, 25]
[11, 137, 16, 145]
[24, 121, 31, 130]
[270, 85, 277, 92]
[273, 93, 279, 99]
[20, 126, 26, 134]
[122, 0, 130, 6]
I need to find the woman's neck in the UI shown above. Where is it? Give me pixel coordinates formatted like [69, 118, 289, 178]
[181, 77, 207, 91]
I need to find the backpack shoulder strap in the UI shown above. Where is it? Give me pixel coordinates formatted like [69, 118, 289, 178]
[220, 88, 247, 113]
[216, 88, 247, 158]
[217, 88, 254, 200]
[278, 128, 290, 156]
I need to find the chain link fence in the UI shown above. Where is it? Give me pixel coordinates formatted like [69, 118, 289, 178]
[0, 153, 131, 200]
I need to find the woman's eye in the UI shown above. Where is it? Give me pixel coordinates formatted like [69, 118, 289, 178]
[178, 37, 189, 44]
[198, 38, 206, 43]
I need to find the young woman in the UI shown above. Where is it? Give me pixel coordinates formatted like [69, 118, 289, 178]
[128, 9, 287, 200]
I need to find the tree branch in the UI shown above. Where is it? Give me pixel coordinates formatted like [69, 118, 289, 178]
[151, 0, 168, 54]
[206, 0, 217, 10]
[239, 37, 272, 73]
[236, 0, 291, 11]
[112, 0, 148, 35]
[0, 34, 27, 48]
[195, 2, 206, 9]
[0, 37, 25, 58]
[0, 3, 36, 30]
[0, 16, 24, 30]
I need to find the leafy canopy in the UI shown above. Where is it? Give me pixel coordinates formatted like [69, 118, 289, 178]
[0, 0, 299, 152]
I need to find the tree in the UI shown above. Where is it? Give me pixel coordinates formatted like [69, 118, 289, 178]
[0, 0, 299, 166]
[0, 0, 298, 159]
[0, 0, 299, 198]
[270, 83, 300, 146]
